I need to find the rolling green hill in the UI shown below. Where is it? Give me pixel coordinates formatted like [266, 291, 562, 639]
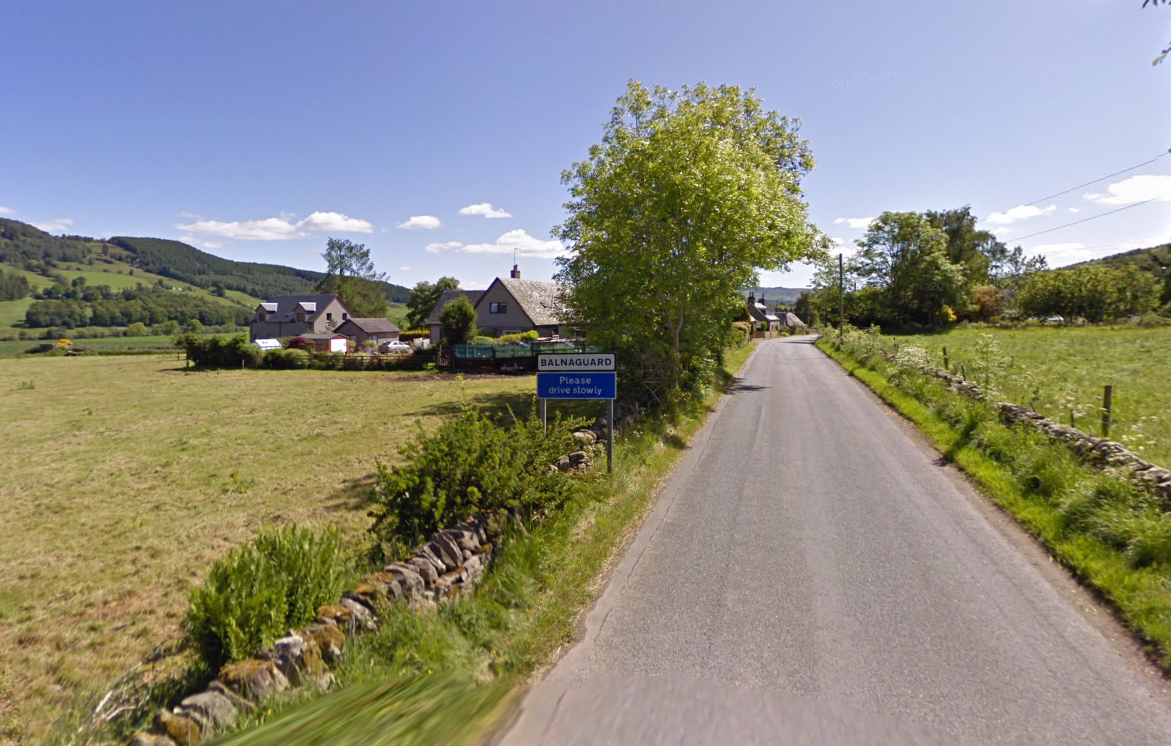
[0, 219, 413, 335]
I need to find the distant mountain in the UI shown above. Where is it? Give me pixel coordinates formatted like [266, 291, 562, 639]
[742, 286, 807, 305]
[0, 218, 411, 303]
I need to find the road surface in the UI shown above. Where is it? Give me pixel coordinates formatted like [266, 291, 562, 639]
[495, 336, 1171, 746]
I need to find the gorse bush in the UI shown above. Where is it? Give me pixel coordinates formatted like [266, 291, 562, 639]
[185, 526, 348, 670]
[368, 399, 588, 561]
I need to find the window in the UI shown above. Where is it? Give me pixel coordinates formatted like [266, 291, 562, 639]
[490, 302, 507, 314]
[295, 311, 306, 322]
[258, 311, 267, 322]
[326, 312, 333, 321]
[342, 313, 349, 320]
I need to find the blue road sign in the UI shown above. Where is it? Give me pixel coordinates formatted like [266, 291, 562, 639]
[537, 372, 617, 400]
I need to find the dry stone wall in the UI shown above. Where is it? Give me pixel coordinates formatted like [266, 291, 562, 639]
[919, 365, 1171, 507]
[126, 417, 614, 746]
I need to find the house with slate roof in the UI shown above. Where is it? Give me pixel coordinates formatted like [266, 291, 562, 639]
[249, 294, 354, 340]
[746, 291, 781, 334]
[426, 265, 570, 344]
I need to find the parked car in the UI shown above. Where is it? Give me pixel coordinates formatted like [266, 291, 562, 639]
[380, 340, 411, 354]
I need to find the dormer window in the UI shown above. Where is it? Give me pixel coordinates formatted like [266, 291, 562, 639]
[258, 310, 267, 322]
[295, 310, 306, 323]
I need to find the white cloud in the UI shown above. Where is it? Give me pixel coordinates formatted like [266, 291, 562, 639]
[180, 235, 225, 250]
[176, 211, 202, 219]
[398, 215, 443, 230]
[459, 202, 512, 219]
[983, 204, 1056, 226]
[426, 229, 565, 259]
[398, 266, 413, 271]
[175, 210, 374, 241]
[177, 216, 305, 241]
[1084, 174, 1171, 205]
[1031, 242, 1087, 263]
[34, 218, 75, 233]
[833, 216, 874, 230]
[1067, 207, 1080, 214]
[0, 206, 15, 216]
[297, 211, 373, 233]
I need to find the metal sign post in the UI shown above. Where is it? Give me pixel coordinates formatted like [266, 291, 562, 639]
[536, 353, 617, 474]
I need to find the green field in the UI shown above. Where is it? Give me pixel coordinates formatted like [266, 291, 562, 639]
[0, 334, 239, 359]
[0, 355, 534, 738]
[895, 326, 1171, 466]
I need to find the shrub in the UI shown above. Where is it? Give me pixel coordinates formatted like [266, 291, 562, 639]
[185, 526, 348, 670]
[498, 331, 539, 345]
[369, 400, 587, 561]
[260, 348, 311, 369]
[176, 333, 259, 368]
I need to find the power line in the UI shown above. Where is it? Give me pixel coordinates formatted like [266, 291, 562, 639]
[1010, 194, 1170, 242]
[1022, 149, 1170, 207]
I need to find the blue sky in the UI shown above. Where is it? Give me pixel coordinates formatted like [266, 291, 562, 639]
[1, 0, 1168, 290]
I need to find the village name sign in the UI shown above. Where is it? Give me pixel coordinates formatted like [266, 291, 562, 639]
[536, 352, 616, 472]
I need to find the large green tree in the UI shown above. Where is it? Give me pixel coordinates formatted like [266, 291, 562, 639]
[554, 80, 825, 402]
[854, 212, 966, 326]
[438, 295, 478, 344]
[405, 276, 460, 330]
[315, 237, 389, 319]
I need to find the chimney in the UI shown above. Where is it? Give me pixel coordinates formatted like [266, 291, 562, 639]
[510, 264, 521, 279]
[747, 291, 755, 305]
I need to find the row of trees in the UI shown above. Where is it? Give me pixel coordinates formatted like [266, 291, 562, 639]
[24, 286, 249, 328]
[1016, 265, 1161, 322]
[799, 209, 1050, 329]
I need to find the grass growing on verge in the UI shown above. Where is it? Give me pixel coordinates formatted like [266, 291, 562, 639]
[211, 342, 759, 746]
[817, 335, 1171, 668]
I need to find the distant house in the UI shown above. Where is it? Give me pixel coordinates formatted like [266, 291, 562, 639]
[426, 266, 570, 344]
[249, 294, 354, 340]
[291, 333, 348, 353]
[780, 312, 808, 333]
[746, 291, 780, 333]
[335, 317, 401, 346]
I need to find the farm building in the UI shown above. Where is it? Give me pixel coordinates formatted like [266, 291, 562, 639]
[335, 317, 401, 346]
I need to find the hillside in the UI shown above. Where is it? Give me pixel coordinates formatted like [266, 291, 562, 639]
[744, 286, 806, 305]
[0, 219, 413, 334]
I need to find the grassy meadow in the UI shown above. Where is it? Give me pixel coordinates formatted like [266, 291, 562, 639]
[894, 326, 1171, 467]
[0, 354, 535, 739]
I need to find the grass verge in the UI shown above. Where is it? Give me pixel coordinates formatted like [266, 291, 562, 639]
[203, 342, 758, 746]
[816, 335, 1171, 670]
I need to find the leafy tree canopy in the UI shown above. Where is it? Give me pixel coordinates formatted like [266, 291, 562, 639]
[405, 276, 460, 330]
[315, 237, 390, 319]
[438, 294, 478, 344]
[554, 80, 826, 403]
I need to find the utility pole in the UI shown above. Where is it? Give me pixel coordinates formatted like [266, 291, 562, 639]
[838, 253, 845, 342]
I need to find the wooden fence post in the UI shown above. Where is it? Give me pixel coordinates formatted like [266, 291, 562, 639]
[1102, 385, 1113, 439]
[942, 346, 949, 372]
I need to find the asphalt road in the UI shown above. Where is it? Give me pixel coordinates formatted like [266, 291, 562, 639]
[495, 336, 1171, 746]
